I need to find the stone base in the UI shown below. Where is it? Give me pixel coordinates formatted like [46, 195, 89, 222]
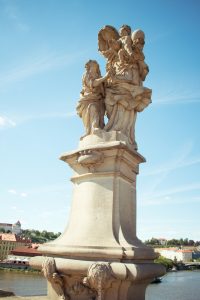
[30, 132, 166, 299]
[78, 129, 138, 152]
[31, 256, 165, 300]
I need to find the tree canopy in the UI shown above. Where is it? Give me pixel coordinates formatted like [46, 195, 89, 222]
[21, 229, 61, 243]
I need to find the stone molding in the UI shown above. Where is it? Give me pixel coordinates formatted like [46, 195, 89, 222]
[31, 257, 165, 300]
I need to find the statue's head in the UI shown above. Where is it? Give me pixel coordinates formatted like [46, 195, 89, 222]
[85, 60, 101, 76]
[119, 25, 131, 37]
[132, 30, 145, 49]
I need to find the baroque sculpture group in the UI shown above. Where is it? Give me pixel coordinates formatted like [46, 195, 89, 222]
[77, 25, 151, 149]
[31, 25, 165, 300]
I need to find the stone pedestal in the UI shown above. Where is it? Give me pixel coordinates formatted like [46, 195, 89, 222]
[30, 130, 165, 300]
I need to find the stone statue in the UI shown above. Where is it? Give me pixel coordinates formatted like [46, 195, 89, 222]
[76, 60, 109, 137]
[77, 25, 151, 149]
[98, 25, 152, 148]
[31, 24, 165, 300]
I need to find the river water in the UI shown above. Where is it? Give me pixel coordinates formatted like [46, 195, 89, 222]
[0, 272, 47, 296]
[146, 270, 200, 300]
[0, 270, 200, 299]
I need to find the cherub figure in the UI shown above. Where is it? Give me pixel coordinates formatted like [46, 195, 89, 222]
[118, 24, 134, 62]
[76, 60, 109, 137]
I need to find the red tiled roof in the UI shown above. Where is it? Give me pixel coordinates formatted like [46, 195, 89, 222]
[0, 233, 30, 243]
[11, 246, 41, 256]
[156, 248, 192, 253]
[176, 250, 193, 253]
[0, 234, 17, 241]
[156, 248, 178, 251]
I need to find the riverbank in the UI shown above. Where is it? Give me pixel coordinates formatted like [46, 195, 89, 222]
[0, 297, 48, 299]
[0, 268, 41, 275]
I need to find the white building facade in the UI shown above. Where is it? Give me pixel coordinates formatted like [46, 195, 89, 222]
[155, 248, 193, 262]
[0, 221, 21, 235]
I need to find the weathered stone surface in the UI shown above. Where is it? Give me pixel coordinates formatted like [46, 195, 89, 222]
[30, 25, 165, 300]
[77, 24, 152, 149]
[31, 137, 165, 299]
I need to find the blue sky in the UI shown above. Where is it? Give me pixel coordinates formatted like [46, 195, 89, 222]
[0, 0, 200, 241]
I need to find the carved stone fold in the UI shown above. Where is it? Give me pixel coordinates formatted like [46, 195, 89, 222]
[42, 257, 68, 300]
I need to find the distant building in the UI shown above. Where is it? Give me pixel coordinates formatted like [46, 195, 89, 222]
[6, 244, 41, 267]
[158, 238, 167, 246]
[0, 221, 22, 235]
[0, 233, 31, 260]
[155, 248, 193, 262]
[192, 248, 200, 260]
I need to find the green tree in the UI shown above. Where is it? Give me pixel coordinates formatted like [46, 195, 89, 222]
[188, 240, 195, 246]
[167, 239, 180, 246]
[145, 238, 159, 246]
[155, 256, 173, 271]
[21, 229, 61, 243]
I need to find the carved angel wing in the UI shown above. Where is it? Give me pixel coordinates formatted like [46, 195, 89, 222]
[98, 25, 119, 52]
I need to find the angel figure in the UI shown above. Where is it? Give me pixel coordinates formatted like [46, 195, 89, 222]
[76, 60, 109, 137]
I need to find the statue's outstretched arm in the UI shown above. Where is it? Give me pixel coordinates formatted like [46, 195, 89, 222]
[92, 72, 109, 87]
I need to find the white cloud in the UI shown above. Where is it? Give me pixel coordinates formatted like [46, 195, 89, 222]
[8, 189, 17, 195]
[142, 156, 200, 177]
[8, 189, 28, 198]
[142, 141, 195, 177]
[154, 182, 200, 198]
[11, 206, 17, 210]
[20, 192, 27, 197]
[0, 116, 16, 128]
[140, 141, 194, 202]
[0, 51, 85, 90]
[140, 183, 200, 206]
[0, 111, 76, 129]
[154, 96, 200, 105]
[153, 87, 200, 105]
